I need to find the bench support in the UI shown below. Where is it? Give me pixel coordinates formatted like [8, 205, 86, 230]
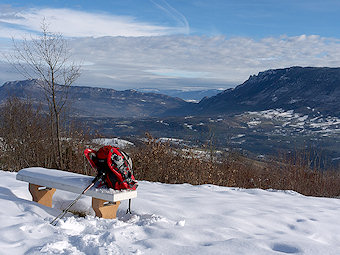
[29, 183, 56, 208]
[92, 198, 120, 219]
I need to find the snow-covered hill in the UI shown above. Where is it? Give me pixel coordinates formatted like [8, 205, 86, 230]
[1, 170, 340, 254]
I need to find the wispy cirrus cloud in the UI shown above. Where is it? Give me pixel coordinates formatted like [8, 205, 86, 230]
[150, 0, 190, 34]
[0, 6, 187, 38]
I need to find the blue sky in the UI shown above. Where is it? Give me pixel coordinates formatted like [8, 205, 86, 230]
[2, 0, 340, 37]
[1, 0, 340, 90]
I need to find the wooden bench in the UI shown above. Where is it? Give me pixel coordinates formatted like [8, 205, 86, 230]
[16, 167, 137, 219]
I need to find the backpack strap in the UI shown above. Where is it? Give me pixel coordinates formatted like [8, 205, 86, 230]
[84, 148, 98, 170]
[120, 150, 133, 172]
[107, 147, 125, 184]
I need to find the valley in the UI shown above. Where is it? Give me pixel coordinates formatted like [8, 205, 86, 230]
[77, 108, 340, 166]
[1, 66, 339, 166]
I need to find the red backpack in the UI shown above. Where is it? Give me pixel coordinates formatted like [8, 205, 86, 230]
[84, 146, 138, 190]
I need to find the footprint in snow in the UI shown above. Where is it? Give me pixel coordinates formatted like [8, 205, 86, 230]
[272, 243, 301, 254]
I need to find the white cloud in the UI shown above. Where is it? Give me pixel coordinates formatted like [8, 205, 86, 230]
[66, 35, 340, 89]
[145, 69, 210, 79]
[0, 7, 186, 38]
[1, 33, 340, 90]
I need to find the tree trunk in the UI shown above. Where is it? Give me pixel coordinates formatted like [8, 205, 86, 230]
[55, 111, 63, 169]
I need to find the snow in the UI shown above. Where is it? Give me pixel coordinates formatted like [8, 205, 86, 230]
[16, 168, 137, 201]
[158, 138, 184, 144]
[184, 123, 197, 131]
[247, 120, 262, 127]
[243, 109, 340, 136]
[156, 120, 170, 126]
[92, 138, 134, 149]
[230, 134, 246, 139]
[1, 170, 340, 254]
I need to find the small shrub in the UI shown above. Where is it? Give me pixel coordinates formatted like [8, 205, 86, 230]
[131, 133, 340, 198]
[0, 97, 95, 176]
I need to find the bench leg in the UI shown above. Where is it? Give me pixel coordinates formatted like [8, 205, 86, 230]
[29, 183, 56, 208]
[92, 198, 120, 219]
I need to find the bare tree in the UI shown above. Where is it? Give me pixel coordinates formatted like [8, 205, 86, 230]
[7, 20, 81, 168]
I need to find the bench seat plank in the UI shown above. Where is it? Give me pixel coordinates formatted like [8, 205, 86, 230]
[16, 167, 137, 202]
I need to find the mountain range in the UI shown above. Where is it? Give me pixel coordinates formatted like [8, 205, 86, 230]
[167, 66, 340, 117]
[0, 66, 339, 118]
[136, 88, 223, 102]
[0, 80, 187, 118]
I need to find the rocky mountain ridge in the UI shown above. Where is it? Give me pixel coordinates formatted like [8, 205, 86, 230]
[186, 66, 340, 116]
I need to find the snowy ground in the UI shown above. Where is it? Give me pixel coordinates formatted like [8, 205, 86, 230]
[92, 138, 134, 149]
[242, 108, 340, 137]
[1, 170, 340, 255]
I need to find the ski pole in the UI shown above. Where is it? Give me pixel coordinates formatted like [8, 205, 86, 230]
[126, 199, 132, 214]
[50, 173, 104, 226]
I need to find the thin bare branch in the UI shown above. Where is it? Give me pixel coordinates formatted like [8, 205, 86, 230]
[7, 19, 81, 169]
